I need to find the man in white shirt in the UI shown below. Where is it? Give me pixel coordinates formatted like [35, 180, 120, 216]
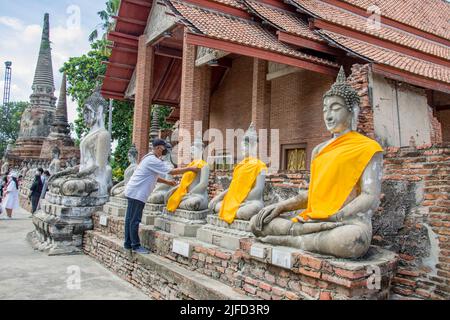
[124, 139, 200, 253]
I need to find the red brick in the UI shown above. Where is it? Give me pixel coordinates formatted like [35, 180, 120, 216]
[243, 284, 257, 295]
[319, 291, 332, 300]
[299, 255, 323, 270]
[285, 291, 300, 300]
[298, 267, 321, 279]
[258, 282, 272, 292]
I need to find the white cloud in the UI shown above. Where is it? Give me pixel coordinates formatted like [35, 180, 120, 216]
[0, 16, 24, 30]
[0, 14, 92, 126]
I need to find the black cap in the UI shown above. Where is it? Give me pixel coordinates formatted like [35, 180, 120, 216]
[152, 138, 170, 148]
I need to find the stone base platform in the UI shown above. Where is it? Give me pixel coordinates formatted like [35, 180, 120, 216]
[142, 203, 165, 226]
[88, 212, 399, 300]
[103, 196, 127, 217]
[19, 193, 32, 213]
[154, 208, 209, 237]
[28, 196, 104, 255]
[197, 215, 253, 250]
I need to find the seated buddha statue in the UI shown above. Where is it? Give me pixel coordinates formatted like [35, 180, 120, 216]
[48, 88, 112, 198]
[110, 144, 138, 198]
[147, 140, 175, 204]
[48, 146, 62, 175]
[165, 134, 209, 212]
[209, 123, 267, 223]
[250, 67, 383, 259]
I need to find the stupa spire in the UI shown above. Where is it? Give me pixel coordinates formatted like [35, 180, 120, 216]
[31, 13, 55, 100]
[51, 73, 70, 135]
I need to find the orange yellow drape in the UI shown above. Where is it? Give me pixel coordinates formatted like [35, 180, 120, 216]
[293, 131, 383, 222]
[166, 159, 207, 212]
[219, 157, 267, 224]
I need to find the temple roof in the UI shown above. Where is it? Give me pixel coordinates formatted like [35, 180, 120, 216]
[32, 13, 55, 93]
[101, 0, 450, 101]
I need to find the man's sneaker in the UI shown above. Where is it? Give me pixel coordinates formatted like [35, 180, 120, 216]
[133, 246, 149, 254]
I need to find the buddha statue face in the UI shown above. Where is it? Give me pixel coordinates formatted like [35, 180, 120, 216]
[323, 95, 352, 134]
[127, 145, 138, 165]
[241, 123, 258, 158]
[191, 135, 204, 160]
[83, 104, 97, 128]
[52, 147, 60, 160]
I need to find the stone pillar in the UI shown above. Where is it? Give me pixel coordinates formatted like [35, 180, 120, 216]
[251, 58, 271, 163]
[132, 35, 154, 160]
[178, 30, 211, 164]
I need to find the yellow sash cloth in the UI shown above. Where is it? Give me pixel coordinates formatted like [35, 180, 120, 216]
[294, 131, 383, 221]
[219, 157, 267, 224]
[166, 159, 207, 212]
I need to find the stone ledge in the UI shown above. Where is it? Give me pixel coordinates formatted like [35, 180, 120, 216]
[83, 230, 253, 300]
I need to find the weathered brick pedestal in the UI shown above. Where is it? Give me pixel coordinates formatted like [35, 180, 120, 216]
[154, 208, 209, 237]
[142, 203, 165, 225]
[27, 193, 107, 255]
[85, 212, 398, 300]
[197, 215, 254, 250]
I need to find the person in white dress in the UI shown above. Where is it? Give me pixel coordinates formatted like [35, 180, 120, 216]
[2, 172, 20, 218]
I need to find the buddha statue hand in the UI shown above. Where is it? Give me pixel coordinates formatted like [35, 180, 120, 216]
[75, 165, 97, 179]
[208, 189, 227, 212]
[253, 203, 284, 232]
[290, 220, 344, 236]
[163, 186, 178, 204]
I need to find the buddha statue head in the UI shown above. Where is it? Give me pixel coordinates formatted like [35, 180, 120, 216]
[128, 144, 138, 166]
[242, 122, 258, 158]
[323, 66, 360, 135]
[83, 87, 108, 130]
[52, 146, 60, 160]
[191, 132, 204, 160]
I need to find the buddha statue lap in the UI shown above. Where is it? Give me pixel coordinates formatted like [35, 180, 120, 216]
[110, 144, 138, 198]
[48, 89, 112, 200]
[250, 67, 383, 259]
[209, 123, 267, 223]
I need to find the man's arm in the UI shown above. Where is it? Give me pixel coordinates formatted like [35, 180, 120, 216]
[157, 177, 177, 187]
[169, 166, 200, 176]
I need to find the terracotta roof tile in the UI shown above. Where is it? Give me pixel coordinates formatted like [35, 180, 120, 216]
[321, 30, 450, 84]
[168, 0, 338, 67]
[211, 0, 246, 9]
[243, 0, 324, 42]
[340, 0, 450, 40]
[289, 0, 450, 61]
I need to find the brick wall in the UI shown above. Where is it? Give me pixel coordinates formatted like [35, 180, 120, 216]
[209, 56, 253, 138]
[373, 143, 450, 299]
[437, 109, 450, 143]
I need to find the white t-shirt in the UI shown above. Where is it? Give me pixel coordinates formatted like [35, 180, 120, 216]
[124, 153, 172, 203]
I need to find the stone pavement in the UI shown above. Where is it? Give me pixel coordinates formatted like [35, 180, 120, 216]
[0, 207, 150, 300]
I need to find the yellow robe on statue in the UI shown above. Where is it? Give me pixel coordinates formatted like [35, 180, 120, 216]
[166, 159, 207, 212]
[219, 157, 267, 224]
[293, 131, 383, 222]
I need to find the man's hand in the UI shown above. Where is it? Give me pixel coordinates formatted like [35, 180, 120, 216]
[158, 177, 177, 187]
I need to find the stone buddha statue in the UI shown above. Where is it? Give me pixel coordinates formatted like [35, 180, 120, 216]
[147, 140, 175, 204]
[48, 146, 61, 175]
[1, 157, 9, 175]
[20, 160, 29, 177]
[110, 144, 138, 198]
[165, 134, 209, 211]
[209, 123, 267, 223]
[48, 88, 112, 198]
[250, 67, 383, 259]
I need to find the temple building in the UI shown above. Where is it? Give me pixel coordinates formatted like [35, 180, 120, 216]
[98, 0, 450, 300]
[7, 13, 78, 166]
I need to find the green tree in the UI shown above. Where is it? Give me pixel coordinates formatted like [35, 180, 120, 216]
[89, 0, 121, 54]
[0, 101, 29, 157]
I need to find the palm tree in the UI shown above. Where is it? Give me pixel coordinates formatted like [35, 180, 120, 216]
[88, 0, 121, 44]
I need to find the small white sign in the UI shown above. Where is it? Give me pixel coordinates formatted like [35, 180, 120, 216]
[250, 244, 266, 259]
[271, 248, 293, 269]
[99, 215, 108, 226]
[172, 239, 191, 257]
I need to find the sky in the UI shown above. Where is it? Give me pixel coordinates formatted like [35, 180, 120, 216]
[0, 0, 106, 126]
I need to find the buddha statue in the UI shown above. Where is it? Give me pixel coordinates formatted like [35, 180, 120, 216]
[165, 134, 209, 211]
[48, 88, 112, 198]
[1, 157, 9, 175]
[48, 146, 61, 175]
[209, 123, 267, 223]
[250, 67, 383, 259]
[147, 140, 175, 204]
[20, 160, 29, 177]
[110, 144, 138, 198]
